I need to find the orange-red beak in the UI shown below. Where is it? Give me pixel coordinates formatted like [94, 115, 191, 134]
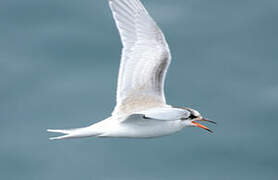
[192, 118, 216, 133]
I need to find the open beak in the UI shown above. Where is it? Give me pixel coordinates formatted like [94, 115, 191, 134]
[192, 118, 216, 133]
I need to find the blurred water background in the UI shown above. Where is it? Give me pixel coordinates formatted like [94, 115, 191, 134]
[1, 0, 278, 179]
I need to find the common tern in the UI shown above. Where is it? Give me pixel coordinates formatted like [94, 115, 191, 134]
[47, 0, 215, 140]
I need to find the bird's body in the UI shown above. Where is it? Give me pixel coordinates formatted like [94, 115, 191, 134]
[47, 0, 215, 140]
[48, 106, 191, 139]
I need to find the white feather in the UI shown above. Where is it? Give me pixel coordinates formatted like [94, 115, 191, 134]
[109, 0, 171, 115]
[46, 0, 211, 140]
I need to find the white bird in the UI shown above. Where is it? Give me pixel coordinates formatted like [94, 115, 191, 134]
[47, 0, 215, 140]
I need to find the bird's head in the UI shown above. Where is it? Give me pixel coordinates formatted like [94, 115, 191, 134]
[179, 107, 216, 133]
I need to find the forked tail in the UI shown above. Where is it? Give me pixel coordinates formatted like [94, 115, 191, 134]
[47, 126, 99, 140]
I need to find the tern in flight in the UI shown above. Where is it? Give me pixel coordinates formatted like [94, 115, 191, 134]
[47, 0, 216, 140]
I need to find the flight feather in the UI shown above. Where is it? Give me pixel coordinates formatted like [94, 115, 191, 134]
[109, 0, 172, 115]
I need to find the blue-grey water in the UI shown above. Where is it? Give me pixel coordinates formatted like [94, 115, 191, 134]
[1, 0, 278, 179]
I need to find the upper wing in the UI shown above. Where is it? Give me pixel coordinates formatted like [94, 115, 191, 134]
[109, 0, 171, 115]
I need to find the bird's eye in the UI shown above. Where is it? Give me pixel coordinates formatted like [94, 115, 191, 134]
[188, 114, 197, 119]
[181, 113, 197, 120]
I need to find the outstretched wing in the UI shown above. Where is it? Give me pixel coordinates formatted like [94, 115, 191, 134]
[109, 0, 171, 115]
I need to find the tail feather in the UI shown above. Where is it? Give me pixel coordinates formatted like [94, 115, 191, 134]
[47, 129, 71, 134]
[47, 129, 75, 140]
[47, 126, 100, 140]
[49, 134, 72, 140]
